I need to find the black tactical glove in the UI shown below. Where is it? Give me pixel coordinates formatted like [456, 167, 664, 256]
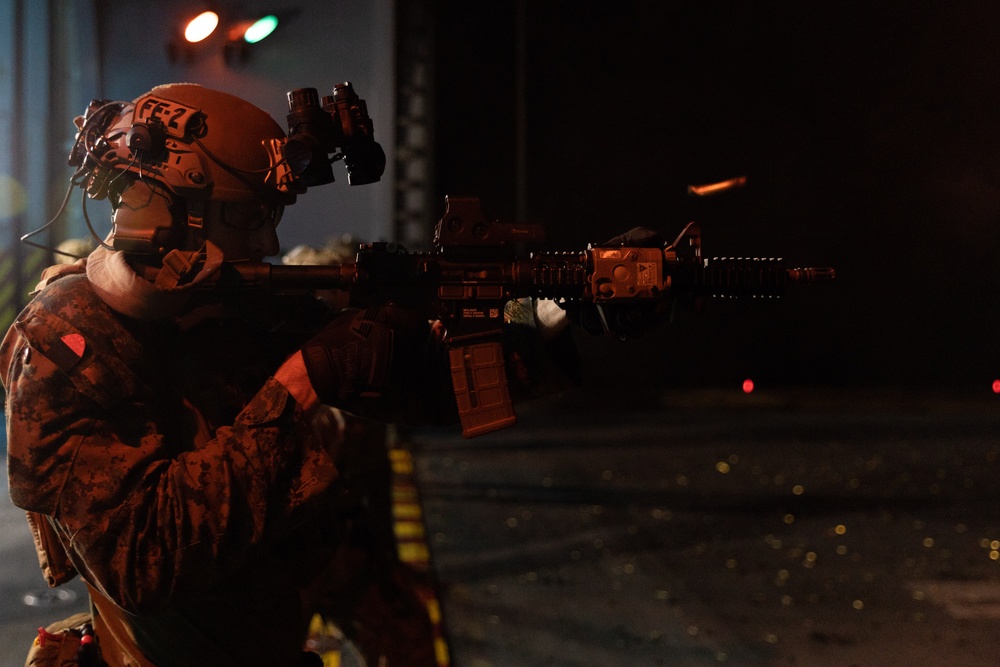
[300, 306, 430, 406]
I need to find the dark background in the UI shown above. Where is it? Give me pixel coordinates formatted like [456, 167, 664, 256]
[11, 1, 999, 394]
[432, 2, 1000, 393]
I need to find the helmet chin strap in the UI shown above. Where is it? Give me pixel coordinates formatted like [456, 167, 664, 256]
[186, 197, 206, 234]
[180, 196, 209, 255]
[153, 240, 224, 289]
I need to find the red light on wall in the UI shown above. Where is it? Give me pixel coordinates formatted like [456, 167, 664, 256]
[184, 11, 220, 43]
[742, 379, 755, 394]
[992, 379, 1000, 394]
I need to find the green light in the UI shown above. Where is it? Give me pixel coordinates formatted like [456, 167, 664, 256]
[244, 15, 278, 43]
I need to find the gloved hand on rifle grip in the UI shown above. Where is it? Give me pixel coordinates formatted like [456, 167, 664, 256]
[300, 306, 430, 406]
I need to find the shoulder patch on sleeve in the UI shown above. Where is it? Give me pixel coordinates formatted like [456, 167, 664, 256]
[13, 277, 143, 408]
[62, 333, 86, 357]
[45, 334, 87, 373]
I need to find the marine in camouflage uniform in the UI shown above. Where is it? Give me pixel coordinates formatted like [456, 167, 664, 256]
[2, 83, 440, 667]
[4, 253, 350, 665]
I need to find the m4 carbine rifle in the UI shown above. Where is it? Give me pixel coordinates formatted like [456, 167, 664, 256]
[229, 196, 835, 438]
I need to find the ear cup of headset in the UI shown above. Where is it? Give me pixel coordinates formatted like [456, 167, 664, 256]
[111, 181, 182, 255]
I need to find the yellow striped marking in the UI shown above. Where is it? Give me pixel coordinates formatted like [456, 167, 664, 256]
[307, 446, 450, 666]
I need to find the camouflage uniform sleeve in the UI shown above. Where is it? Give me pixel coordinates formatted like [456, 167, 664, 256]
[2, 307, 339, 615]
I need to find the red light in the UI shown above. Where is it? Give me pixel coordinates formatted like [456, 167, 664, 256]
[184, 11, 219, 43]
[992, 379, 1000, 394]
[742, 379, 754, 394]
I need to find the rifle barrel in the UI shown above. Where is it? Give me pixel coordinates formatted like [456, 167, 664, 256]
[787, 267, 836, 284]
